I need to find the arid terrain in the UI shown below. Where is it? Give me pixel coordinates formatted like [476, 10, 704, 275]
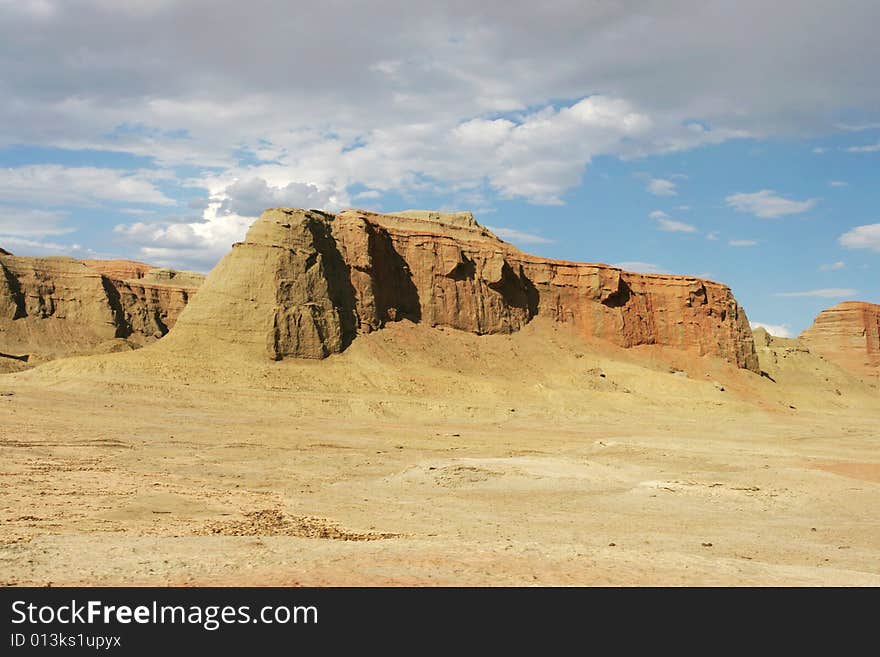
[1, 209, 878, 586]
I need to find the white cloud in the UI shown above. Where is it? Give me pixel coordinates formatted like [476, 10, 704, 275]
[657, 219, 696, 233]
[828, 181, 848, 187]
[706, 231, 719, 241]
[217, 178, 343, 216]
[453, 117, 516, 148]
[0, 3, 877, 180]
[839, 223, 880, 253]
[726, 190, 818, 218]
[845, 142, 880, 153]
[648, 210, 696, 233]
[0, 235, 91, 257]
[819, 260, 845, 271]
[612, 261, 668, 274]
[728, 239, 757, 247]
[646, 178, 677, 196]
[750, 321, 792, 338]
[114, 209, 254, 272]
[0, 165, 173, 207]
[113, 174, 351, 270]
[0, 207, 72, 237]
[486, 226, 554, 245]
[1, 2, 877, 158]
[812, 147, 827, 154]
[353, 190, 382, 200]
[180, 94, 669, 210]
[774, 288, 858, 298]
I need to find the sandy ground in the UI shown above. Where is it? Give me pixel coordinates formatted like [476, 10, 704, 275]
[1, 320, 878, 586]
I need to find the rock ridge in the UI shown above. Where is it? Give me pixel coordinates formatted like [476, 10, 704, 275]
[165, 207, 759, 371]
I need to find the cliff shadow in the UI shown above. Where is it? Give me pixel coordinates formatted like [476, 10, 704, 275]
[100, 275, 130, 338]
[368, 227, 422, 325]
[1, 263, 27, 320]
[601, 277, 632, 308]
[447, 257, 476, 282]
[308, 221, 359, 350]
[488, 262, 539, 319]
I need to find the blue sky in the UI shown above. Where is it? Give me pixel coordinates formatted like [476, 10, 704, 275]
[1, 1, 879, 336]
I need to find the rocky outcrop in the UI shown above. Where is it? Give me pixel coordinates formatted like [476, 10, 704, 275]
[166, 207, 759, 370]
[800, 301, 880, 379]
[0, 251, 203, 360]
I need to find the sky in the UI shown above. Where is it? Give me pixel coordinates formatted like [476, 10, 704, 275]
[1, 1, 879, 336]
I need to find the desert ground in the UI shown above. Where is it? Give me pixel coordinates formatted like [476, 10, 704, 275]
[1, 318, 878, 586]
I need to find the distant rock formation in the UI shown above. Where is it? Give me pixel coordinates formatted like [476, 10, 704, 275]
[165, 207, 759, 371]
[800, 301, 880, 379]
[0, 251, 203, 361]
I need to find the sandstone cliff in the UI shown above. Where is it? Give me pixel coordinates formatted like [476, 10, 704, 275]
[0, 250, 203, 361]
[165, 207, 759, 371]
[800, 301, 880, 379]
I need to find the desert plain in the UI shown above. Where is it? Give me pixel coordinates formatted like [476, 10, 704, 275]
[2, 319, 879, 586]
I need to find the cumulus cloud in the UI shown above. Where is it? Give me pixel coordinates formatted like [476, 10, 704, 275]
[728, 239, 757, 247]
[114, 209, 254, 271]
[828, 181, 848, 187]
[217, 178, 343, 216]
[774, 288, 858, 298]
[726, 190, 818, 218]
[750, 321, 792, 338]
[839, 223, 880, 253]
[646, 178, 677, 196]
[0, 165, 173, 207]
[819, 260, 845, 271]
[3, 1, 876, 154]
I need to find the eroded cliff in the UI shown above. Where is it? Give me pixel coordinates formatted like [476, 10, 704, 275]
[800, 301, 880, 379]
[165, 207, 759, 371]
[0, 251, 203, 361]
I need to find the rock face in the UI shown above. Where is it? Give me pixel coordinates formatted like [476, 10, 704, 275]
[167, 207, 759, 370]
[800, 301, 880, 379]
[0, 251, 203, 360]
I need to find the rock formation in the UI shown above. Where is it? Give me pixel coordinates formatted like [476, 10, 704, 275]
[165, 207, 759, 371]
[0, 250, 203, 361]
[800, 301, 880, 379]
